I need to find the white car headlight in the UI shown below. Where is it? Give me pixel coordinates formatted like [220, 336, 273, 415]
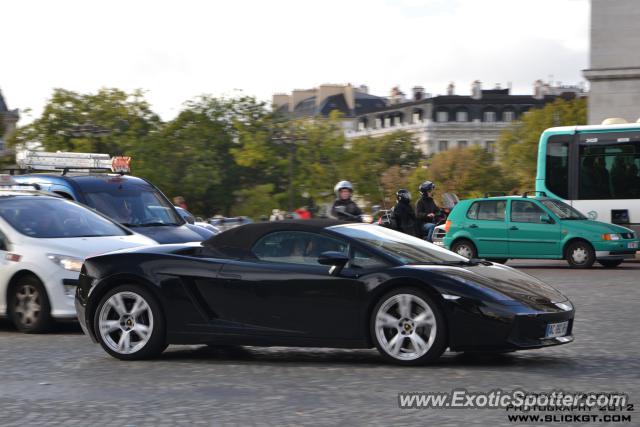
[47, 254, 84, 272]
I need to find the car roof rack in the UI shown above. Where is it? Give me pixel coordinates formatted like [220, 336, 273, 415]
[15, 150, 131, 175]
[522, 191, 547, 198]
[0, 174, 42, 191]
[483, 191, 507, 198]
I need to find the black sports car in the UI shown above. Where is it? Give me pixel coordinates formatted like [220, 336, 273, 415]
[75, 220, 574, 365]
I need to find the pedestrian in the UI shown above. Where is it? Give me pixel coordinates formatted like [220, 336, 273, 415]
[173, 196, 188, 210]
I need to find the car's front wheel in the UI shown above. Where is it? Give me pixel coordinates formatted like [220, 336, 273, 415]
[371, 288, 447, 365]
[565, 240, 596, 268]
[94, 285, 167, 360]
[8, 275, 53, 333]
[451, 239, 477, 259]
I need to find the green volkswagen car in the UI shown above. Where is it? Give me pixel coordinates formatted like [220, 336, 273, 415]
[443, 194, 639, 268]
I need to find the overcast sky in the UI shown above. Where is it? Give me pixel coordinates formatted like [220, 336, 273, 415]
[1, 0, 589, 123]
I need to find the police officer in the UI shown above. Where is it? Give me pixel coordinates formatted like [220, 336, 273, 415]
[392, 189, 418, 236]
[331, 181, 362, 222]
[416, 181, 439, 242]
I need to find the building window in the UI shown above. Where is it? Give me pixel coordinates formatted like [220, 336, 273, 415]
[483, 111, 496, 122]
[395, 115, 403, 126]
[384, 117, 391, 128]
[485, 140, 495, 153]
[438, 140, 449, 151]
[413, 109, 423, 123]
[358, 121, 366, 131]
[436, 111, 448, 122]
[458, 140, 468, 149]
[375, 118, 382, 128]
[456, 110, 468, 122]
[503, 110, 515, 122]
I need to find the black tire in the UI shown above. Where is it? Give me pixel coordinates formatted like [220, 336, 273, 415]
[487, 258, 508, 264]
[598, 259, 623, 268]
[451, 239, 477, 259]
[8, 274, 53, 333]
[370, 287, 447, 366]
[93, 284, 167, 360]
[565, 240, 596, 269]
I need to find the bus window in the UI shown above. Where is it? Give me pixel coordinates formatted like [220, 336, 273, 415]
[578, 141, 640, 200]
[545, 138, 569, 199]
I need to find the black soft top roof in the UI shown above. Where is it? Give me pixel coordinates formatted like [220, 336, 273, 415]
[202, 219, 347, 257]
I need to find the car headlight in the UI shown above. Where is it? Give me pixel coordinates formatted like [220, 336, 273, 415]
[47, 254, 84, 272]
[602, 233, 621, 241]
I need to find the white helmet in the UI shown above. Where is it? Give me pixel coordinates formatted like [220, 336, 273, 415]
[334, 180, 353, 195]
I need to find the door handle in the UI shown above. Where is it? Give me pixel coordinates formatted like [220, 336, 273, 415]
[509, 226, 519, 230]
[468, 224, 478, 229]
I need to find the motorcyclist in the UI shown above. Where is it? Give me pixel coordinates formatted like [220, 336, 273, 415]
[416, 181, 439, 242]
[331, 180, 362, 222]
[392, 189, 418, 236]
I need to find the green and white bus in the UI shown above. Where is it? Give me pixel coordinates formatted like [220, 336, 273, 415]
[536, 121, 640, 234]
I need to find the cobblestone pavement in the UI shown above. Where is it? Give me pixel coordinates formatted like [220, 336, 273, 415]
[1, 260, 639, 426]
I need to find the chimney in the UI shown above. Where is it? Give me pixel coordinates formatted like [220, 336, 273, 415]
[291, 88, 318, 112]
[412, 86, 425, 101]
[471, 80, 482, 99]
[344, 83, 356, 111]
[358, 84, 369, 94]
[272, 93, 291, 110]
[446, 82, 455, 96]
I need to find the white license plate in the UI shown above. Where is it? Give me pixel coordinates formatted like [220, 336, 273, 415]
[628, 242, 638, 249]
[545, 321, 568, 338]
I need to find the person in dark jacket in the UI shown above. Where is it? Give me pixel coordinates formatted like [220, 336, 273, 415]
[416, 181, 439, 242]
[331, 180, 362, 222]
[392, 189, 418, 236]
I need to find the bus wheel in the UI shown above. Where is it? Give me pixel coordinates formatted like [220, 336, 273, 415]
[565, 241, 595, 268]
[598, 259, 623, 268]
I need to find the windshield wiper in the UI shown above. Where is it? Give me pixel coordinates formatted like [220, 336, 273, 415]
[136, 222, 179, 227]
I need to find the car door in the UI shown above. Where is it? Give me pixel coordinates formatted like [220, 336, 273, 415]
[465, 200, 509, 257]
[508, 200, 561, 257]
[204, 231, 368, 341]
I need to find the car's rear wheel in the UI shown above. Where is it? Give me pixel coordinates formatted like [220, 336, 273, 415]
[451, 239, 477, 259]
[598, 259, 623, 268]
[565, 240, 596, 268]
[8, 275, 53, 333]
[371, 288, 447, 366]
[94, 285, 167, 360]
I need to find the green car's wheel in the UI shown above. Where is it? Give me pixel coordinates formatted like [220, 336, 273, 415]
[451, 239, 477, 259]
[565, 240, 595, 269]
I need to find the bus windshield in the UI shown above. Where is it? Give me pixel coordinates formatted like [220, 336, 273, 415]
[541, 199, 586, 220]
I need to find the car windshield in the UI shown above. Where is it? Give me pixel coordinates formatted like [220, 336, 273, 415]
[330, 224, 468, 264]
[540, 199, 587, 220]
[0, 197, 128, 238]
[84, 187, 182, 227]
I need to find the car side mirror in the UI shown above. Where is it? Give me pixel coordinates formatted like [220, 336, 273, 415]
[540, 214, 553, 224]
[317, 251, 350, 275]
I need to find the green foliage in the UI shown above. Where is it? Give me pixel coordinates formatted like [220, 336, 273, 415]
[9, 88, 161, 154]
[497, 98, 587, 189]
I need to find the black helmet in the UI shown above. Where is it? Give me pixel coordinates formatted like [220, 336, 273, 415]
[334, 180, 353, 195]
[419, 181, 435, 195]
[396, 189, 411, 202]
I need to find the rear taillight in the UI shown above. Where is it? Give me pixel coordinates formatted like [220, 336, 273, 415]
[444, 220, 452, 232]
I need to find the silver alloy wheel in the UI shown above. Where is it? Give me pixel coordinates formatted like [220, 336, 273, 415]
[13, 284, 41, 326]
[98, 291, 154, 355]
[375, 293, 437, 361]
[571, 247, 588, 264]
[455, 244, 473, 259]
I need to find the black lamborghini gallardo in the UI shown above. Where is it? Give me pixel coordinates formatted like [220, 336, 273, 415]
[75, 220, 574, 365]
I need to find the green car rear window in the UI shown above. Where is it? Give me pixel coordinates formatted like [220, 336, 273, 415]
[467, 200, 506, 221]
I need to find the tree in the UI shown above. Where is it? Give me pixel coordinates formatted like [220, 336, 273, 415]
[9, 88, 161, 155]
[497, 98, 587, 189]
[407, 146, 513, 201]
[347, 131, 422, 206]
[133, 96, 268, 217]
